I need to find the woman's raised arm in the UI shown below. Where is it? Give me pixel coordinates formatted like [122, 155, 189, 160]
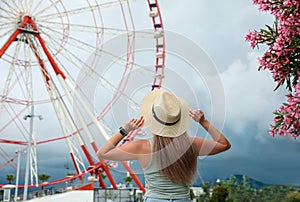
[189, 109, 231, 156]
[97, 116, 145, 161]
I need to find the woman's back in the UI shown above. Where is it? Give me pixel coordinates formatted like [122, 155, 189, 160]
[142, 139, 191, 199]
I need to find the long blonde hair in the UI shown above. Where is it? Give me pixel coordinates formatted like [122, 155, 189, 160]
[152, 132, 197, 185]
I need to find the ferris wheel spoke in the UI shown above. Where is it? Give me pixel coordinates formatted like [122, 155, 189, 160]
[1, 41, 28, 102]
[38, 33, 98, 72]
[0, 26, 16, 39]
[52, 37, 155, 93]
[73, 65, 141, 116]
[36, 30, 66, 56]
[52, 77, 103, 169]
[37, 0, 133, 20]
[8, 105, 30, 139]
[24, 0, 35, 14]
[17, 0, 26, 13]
[40, 70, 94, 172]
[53, 59, 139, 147]
[52, 48, 124, 108]
[15, 41, 35, 102]
[38, 20, 140, 36]
[38, 24, 149, 62]
[31, 0, 62, 18]
[36, 35, 94, 80]
[0, 147, 18, 170]
[44, 81, 88, 175]
[0, 0, 20, 17]
[0, 148, 26, 176]
[23, 38, 35, 102]
[33, 24, 154, 49]
[0, 104, 29, 142]
[36, 20, 69, 32]
[53, 105, 105, 177]
[53, 40, 143, 91]
[35, 22, 67, 39]
[28, 0, 46, 17]
[65, 78, 111, 142]
[36, 26, 91, 57]
[58, 77, 96, 143]
[0, 59, 18, 112]
[0, 14, 17, 25]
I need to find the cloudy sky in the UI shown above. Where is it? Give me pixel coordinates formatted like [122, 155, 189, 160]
[160, 0, 300, 185]
[0, 0, 299, 188]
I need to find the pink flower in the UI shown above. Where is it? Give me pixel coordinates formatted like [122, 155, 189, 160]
[248, 0, 300, 139]
[245, 30, 259, 48]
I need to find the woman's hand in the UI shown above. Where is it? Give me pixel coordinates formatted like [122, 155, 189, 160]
[123, 116, 144, 133]
[189, 109, 206, 124]
[97, 116, 145, 161]
[189, 109, 231, 156]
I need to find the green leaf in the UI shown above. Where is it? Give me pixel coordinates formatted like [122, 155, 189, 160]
[273, 112, 282, 116]
[261, 28, 271, 34]
[265, 24, 275, 35]
[273, 82, 282, 91]
[273, 119, 283, 129]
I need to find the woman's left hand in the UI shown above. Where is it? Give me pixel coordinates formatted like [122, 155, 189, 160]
[123, 116, 144, 133]
[189, 109, 206, 124]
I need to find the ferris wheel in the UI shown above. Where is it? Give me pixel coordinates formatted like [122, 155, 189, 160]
[0, 0, 165, 195]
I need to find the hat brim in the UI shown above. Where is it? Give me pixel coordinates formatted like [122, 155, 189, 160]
[140, 89, 190, 137]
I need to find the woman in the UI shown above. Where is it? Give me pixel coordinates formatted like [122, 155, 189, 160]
[97, 89, 231, 201]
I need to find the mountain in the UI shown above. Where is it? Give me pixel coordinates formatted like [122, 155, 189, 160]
[226, 174, 268, 189]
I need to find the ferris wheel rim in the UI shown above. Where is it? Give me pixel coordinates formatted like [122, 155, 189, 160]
[0, 0, 166, 191]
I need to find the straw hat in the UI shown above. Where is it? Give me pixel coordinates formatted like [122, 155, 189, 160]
[140, 89, 190, 137]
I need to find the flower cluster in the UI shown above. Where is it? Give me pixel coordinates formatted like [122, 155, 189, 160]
[246, 0, 300, 138]
[270, 78, 300, 139]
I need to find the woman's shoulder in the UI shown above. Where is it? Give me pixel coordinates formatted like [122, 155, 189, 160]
[140, 139, 151, 153]
[130, 139, 151, 167]
[129, 139, 151, 154]
[134, 139, 151, 144]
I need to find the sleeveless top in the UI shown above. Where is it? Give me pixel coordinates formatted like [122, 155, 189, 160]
[142, 140, 190, 199]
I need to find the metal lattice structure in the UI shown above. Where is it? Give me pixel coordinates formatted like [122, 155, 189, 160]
[0, 0, 165, 197]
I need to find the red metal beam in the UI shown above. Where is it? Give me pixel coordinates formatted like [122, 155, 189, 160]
[122, 161, 146, 193]
[24, 16, 67, 79]
[0, 16, 30, 58]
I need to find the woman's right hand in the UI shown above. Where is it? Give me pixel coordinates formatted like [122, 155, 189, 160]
[123, 116, 144, 133]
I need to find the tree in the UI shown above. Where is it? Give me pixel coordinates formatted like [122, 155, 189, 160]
[6, 174, 15, 184]
[245, 0, 300, 139]
[287, 191, 300, 202]
[256, 185, 296, 202]
[233, 175, 253, 202]
[222, 176, 240, 202]
[209, 186, 229, 202]
[198, 182, 212, 201]
[100, 173, 106, 180]
[38, 174, 50, 190]
[190, 189, 196, 201]
[38, 174, 50, 183]
[123, 176, 132, 187]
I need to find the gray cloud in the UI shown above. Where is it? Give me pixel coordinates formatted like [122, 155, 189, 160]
[157, 0, 299, 186]
[0, 0, 298, 187]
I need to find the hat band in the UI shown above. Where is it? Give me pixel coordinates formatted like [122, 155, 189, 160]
[151, 105, 180, 126]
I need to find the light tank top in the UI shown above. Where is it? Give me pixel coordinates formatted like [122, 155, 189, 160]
[142, 140, 190, 199]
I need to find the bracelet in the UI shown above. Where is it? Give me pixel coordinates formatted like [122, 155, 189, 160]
[119, 126, 128, 136]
